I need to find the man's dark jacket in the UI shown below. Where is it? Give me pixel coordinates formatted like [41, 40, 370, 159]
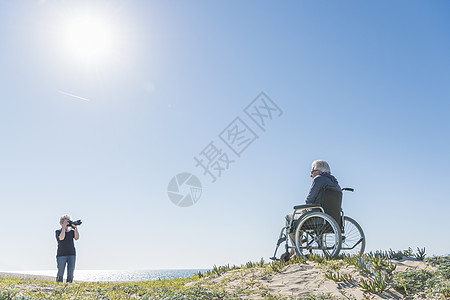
[305, 172, 341, 205]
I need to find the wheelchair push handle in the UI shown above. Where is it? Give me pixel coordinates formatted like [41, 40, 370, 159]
[342, 187, 354, 192]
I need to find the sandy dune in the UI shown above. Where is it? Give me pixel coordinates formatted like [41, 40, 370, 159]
[194, 257, 433, 299]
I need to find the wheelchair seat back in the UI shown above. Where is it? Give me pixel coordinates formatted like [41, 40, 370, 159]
[321, 187, 343, 228]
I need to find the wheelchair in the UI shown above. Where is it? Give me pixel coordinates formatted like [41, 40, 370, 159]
[270, 187, 365, 261]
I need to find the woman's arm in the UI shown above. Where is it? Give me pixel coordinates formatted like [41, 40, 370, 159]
[58, 228, 66, 240]
[74, 227, 79, 240]
[58, 219, 69, 240]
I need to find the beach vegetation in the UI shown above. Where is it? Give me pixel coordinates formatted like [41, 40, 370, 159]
[324, 271, 353, 283]
[403, 247, 414, 257]
[391, 254, 450, 298]
[415, 247, 427, 261]
[388, 248, 404, 260]
[392, 269, 433, 296]
[358, 273, 389, 294]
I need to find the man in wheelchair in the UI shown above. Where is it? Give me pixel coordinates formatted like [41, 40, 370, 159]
[271, 160, 365, 261]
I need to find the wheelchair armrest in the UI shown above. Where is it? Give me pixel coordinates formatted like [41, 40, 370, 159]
[293, 204, 321, 210]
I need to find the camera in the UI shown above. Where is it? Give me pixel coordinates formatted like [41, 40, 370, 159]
[68, 220, 82, 227]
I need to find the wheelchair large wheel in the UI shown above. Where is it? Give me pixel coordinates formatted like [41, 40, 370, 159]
[340, 216, 365, 256]
[294, 212, 342, 258]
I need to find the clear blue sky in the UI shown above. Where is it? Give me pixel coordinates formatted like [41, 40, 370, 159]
[1, 0, 449, 271]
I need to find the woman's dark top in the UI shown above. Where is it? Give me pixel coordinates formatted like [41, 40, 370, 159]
[55, 229, 76, 257]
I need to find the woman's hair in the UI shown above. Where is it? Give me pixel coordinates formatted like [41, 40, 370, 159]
[60, 214, 72, 225]
[312, 160, 331, 173]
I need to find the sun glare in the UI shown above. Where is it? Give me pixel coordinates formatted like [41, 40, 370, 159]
[60, 11, 119, 67]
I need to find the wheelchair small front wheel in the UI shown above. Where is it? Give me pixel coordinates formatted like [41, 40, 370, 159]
[280, 252, 290, 263]
[340, 216, 365, 256]
[294, 212, 342, 258]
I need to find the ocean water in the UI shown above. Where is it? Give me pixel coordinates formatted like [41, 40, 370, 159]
[12, 269, 209, 282]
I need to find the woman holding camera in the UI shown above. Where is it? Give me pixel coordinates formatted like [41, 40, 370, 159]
[55, 214, 79, 283]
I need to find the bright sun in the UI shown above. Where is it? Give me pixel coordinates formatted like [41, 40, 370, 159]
[60, 11, 119, 67]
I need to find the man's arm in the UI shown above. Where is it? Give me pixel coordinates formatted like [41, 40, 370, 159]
[305, 176, 325, 204]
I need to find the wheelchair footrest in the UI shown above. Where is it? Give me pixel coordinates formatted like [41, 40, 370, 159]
[276, 236, 286, 246]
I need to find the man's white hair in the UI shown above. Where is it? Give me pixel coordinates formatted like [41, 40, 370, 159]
[312, 160, 331, 173]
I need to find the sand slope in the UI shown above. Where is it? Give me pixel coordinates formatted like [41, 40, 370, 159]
[194, 258, 433, 299]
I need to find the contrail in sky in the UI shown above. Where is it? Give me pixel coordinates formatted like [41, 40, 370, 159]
[58, 90, 91, 102]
